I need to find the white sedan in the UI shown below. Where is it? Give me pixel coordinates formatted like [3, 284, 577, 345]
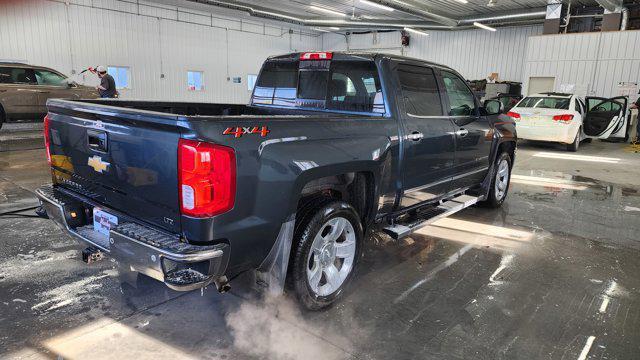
[507, 93, 585, 151]
[508, 92, 630, 151]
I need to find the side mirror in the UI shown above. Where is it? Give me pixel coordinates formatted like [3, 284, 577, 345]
[483, 99, 503, 115]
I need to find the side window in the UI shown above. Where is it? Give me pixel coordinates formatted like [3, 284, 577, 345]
[0, 67, 12, 84]
[441, 71, 476, 116]
[397, 64, 443, 117]
[187, 71, 204, 91]
[247, 74, 257, 91]
[326, 60, 385, 113]
[107, 66, 130, 89]
[587, 99, 621, 113]
[0, 68, 36, 84]
[34, 70, 66, 86]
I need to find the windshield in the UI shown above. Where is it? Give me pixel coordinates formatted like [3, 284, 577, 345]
[251, 59, 385, 114]
[517, 96, 570, 110]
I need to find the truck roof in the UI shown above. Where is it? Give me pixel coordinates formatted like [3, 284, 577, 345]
[267, 51, 456, 73]
[0, 62, 66, 75]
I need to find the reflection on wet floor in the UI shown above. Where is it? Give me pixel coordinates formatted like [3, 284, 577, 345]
[511, 174, 593, 190]
[532, 152, 621, 164]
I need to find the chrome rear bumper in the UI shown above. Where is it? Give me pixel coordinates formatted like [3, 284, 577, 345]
[36, 184, 229, 291]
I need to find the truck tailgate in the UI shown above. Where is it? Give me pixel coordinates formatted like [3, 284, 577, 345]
[46, 100, 184, 233]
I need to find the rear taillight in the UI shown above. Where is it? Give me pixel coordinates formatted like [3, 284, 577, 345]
[506, 111, 520, 119]
[178, 139, 236, 218]
[43, 114, 51, 165]
[300, 52, 333, 60]
[552, 114, 574, 122]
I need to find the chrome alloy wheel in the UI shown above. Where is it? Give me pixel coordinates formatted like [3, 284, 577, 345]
[494, 158, 510, 201]
[306, 217, 356, 296]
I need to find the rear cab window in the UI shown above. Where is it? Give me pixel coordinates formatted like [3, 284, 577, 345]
[251, 54, 386, 115]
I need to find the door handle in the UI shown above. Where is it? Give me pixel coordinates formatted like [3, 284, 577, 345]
[36, 91, 50, 94]
[456, 129, 469, 137]
[408, 131, 424, 141]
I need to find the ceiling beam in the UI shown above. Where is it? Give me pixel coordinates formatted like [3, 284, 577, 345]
[186, 0, 547, 31]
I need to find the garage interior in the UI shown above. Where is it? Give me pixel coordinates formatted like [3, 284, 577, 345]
[1, 0, 640, 359]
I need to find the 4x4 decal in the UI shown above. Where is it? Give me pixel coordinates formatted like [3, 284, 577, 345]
[223, 126, 270, 138]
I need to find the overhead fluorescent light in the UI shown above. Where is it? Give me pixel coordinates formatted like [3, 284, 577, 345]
[329, 27, 340, 30]
[453, 0, 469, 3]
[403, 27, 429, 36]
[309, 5, 347, 17]
[473, 22, 497, 31]
[359, 0, 395, 12]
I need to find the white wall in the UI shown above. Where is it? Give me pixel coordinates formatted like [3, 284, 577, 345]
[523, 30, 640, 98]
[0, 0, 321, 103]
[322, 25, 543, 82]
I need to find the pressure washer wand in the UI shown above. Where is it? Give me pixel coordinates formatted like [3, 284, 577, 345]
[79, 66, 98, 75]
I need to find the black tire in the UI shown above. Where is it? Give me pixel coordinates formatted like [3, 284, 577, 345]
[290, 200, 363, 311]
[566, 129, 580, 152]
[481, 152, 512, 208]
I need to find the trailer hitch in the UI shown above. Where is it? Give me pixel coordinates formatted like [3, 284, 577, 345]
[82, 247, 104, 264]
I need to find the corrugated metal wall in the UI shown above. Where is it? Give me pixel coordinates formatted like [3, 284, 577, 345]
[322, 25, 543, 82]
[524, 30, 640, 97]
[5, 0, 637, 102]
[0, 0, 321, 103]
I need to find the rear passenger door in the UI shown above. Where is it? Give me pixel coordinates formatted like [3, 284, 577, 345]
[440, 70, 492, 190]
[0, 67, 40, 119]
[583, 96, 628, 138]
[396, 63, 457, 208]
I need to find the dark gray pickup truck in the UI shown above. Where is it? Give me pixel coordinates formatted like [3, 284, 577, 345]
[37, 52, 516, 310]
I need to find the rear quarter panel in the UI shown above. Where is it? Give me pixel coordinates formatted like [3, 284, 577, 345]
[183, 114, 400, 272]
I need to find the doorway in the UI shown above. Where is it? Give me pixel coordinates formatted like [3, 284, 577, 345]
[528, 77, 555, 95]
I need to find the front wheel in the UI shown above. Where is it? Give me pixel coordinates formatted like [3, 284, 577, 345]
[481, 152, 512, 208]
[291, 201, 363, 311]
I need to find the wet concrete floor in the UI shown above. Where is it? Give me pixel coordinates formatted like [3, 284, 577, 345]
[1, 139, 640, 359]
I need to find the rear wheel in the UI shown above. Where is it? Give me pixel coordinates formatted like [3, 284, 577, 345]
[566, 128, 580, 152]
[291, 201, 362, 311]
[481, 152, 512, 208]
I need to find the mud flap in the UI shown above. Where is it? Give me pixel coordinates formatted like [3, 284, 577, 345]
[254, 214, 296, 295]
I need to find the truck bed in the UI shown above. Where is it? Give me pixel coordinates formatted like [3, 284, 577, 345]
[75, 99, 330, 117]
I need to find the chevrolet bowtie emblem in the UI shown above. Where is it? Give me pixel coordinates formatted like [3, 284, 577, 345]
[88, 155, 109, 173]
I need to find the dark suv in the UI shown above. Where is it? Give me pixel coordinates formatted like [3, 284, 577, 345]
[0, 63, 98, 128]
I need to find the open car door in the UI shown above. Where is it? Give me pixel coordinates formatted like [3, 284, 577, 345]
[493, 94, 522, 113]
[584, 96, 628, 139]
